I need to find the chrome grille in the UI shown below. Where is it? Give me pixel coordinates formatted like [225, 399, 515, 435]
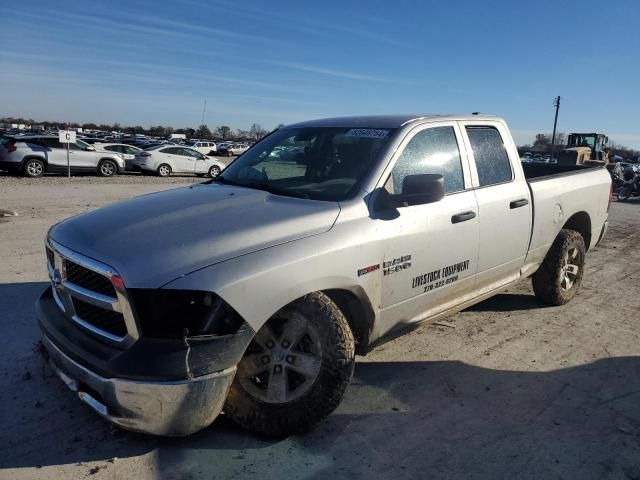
[72, 298, 128, 337]
[46, 246, 55, 267]
[46, 239, 139, 345]
[64, 260, 116, 297]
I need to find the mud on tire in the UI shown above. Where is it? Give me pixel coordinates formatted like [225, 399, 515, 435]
[224, 292, 355, 437]
[532, 229, 586, 306]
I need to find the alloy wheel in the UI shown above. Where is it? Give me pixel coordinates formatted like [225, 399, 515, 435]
[237, 313, 322, 404]
[560, 247, 580, 291]
[27, 162, 43, 176]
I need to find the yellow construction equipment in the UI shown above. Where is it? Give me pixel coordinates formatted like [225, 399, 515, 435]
[557, 133, 609, 166]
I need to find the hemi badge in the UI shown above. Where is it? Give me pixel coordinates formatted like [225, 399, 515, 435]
[357, 264, 380, 277]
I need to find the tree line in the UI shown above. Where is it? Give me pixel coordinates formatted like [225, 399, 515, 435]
[1, 116, 283, 142]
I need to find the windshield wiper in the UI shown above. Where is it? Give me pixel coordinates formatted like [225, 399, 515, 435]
[209, 176, 310, 199]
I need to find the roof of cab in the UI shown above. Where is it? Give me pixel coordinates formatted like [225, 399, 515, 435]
[285, 114, 498, 129]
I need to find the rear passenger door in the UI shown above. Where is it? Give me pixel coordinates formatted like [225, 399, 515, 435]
[378, 123, 479, 331]
[460, 122, 531, 292]
[160, 147, 183, 172]
[39, 138, 67, 168]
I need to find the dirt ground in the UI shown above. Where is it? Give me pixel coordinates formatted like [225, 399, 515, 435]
[1, 174, 639, 480]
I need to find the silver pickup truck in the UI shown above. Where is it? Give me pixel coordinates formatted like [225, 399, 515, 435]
[37, 114, 611, 437]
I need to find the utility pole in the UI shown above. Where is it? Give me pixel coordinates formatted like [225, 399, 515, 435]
[551, 96, 561, 159]
[200, 99, 207, 126]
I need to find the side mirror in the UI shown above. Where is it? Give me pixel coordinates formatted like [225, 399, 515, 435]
[373, 174, 444, 211]
[86, 146, 96, 151]
[392, 174, 444, 207]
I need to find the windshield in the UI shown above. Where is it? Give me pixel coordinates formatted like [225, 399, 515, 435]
[569, 135, 595, 148]
[217, 126, 396, 201]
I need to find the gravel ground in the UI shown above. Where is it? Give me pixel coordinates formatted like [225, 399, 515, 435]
[0, 178, 639, 480]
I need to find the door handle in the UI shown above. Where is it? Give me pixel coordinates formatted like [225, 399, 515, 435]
[510, 198, 529, 209]
[451, 211, 476, 224]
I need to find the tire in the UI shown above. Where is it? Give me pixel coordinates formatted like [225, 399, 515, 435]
[618, 187, 631, 201]
[157, 164, 171, 177]
[532, 229, 586, 306]
[98, 159, 117, 177]
[225, 292, 355, 437]
[208, 165, 221, 177]
[23, 158, 45, 177]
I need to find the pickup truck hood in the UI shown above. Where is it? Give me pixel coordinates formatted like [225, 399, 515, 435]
[49, 184, 340, 287]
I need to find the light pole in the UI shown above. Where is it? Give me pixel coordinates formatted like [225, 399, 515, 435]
[551, 96, 561, 159]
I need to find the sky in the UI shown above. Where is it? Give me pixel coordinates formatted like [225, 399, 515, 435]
[1, 0, 639, 147]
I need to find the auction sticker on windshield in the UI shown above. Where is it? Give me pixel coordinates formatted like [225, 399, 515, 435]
[345, 129, 389, 139]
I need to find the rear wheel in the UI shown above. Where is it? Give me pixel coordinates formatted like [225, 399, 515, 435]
[23, 158, 45, 177]
[532, 229, 586, 305]
[208, 165, 221, 177]
[157, 164, 171, 177]
[224, 292, 355, 437]
[618, 187, 631, 201]
[98, 159, 117, 177]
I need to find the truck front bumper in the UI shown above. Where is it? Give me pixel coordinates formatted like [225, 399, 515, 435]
[41, 333, 236, 436]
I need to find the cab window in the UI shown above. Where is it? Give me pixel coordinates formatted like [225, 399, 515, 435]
[386, 126, 465, 195]
[466, 126, 513, 186]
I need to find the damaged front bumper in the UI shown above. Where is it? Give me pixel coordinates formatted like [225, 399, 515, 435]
[36, 286, 254, 436]
[42, 333, 236, 436]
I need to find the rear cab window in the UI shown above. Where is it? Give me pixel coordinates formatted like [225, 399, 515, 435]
[465, 126, 513, 186]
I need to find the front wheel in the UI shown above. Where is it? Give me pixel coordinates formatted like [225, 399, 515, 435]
[208, 165, 221, 177]
[224, 292, 355, 437]
[532, 229, 586, 305]
[98, 159, 117, 177]
[618, 187, 631, 201]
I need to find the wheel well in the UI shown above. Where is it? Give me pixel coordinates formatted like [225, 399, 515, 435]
[323, 289, 375, 356]
[562, 212, 592, 249]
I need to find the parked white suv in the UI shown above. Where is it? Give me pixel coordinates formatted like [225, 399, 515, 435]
[94, 143, 143, 171]
[223, 143, 250, 156]
[132, 145, 226, 177]
[188, 141, 217, 155]
[0, 136, 125, 177]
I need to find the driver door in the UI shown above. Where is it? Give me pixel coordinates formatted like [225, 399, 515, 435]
[377, 123, 479, 333]
[68, 142, 97, 168]
[195, 153, 210, 174]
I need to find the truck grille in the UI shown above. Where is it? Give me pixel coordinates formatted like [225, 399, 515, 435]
[72, 298, 128, 337]
[64, 260, 117, 297]
[46, 239, 139, 345]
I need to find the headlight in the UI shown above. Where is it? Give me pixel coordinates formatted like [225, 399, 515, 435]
[129, 289, 243, 338]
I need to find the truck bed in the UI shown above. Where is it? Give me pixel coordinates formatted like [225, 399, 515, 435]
[521, 162, 600, 181]
[522, 162, 611, 275]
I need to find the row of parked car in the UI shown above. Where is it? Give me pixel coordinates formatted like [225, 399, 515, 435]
[77, 134, 252, 157]
[0, 135, 229, 178]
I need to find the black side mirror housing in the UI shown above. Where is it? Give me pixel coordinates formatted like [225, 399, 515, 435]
[392, 173, 444, 206]
[374, 174, 445, 211]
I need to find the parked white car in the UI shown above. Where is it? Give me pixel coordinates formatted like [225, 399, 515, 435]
[188, 141, 217, 155]
[94, 143, 142, 170]
[0, 136, 125, 177]
[221, 143, 250, 156]
[132, 145, 225, 177]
